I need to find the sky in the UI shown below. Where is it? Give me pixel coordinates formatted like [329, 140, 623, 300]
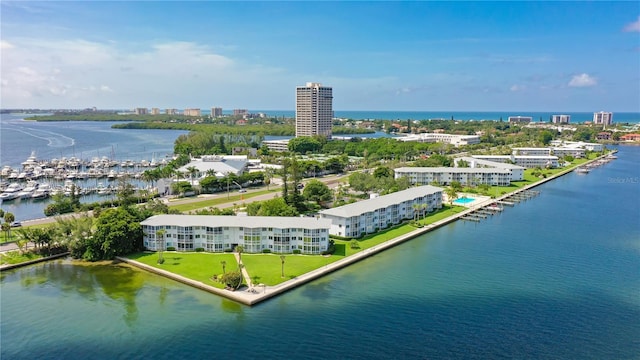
[1, 1, 639, 112]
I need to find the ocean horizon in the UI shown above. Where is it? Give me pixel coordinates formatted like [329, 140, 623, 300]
[230, 110, 640, 123]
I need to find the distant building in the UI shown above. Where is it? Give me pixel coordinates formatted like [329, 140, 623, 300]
[183, 108, 201, 116]
[166, 108, 178, 115]
[135, 108, 148, 115]
[261, 139, 290, 152]
[151, 108, 160, 115]
[454, 156, 525, 181]
[508, 116, 532, 124]
[596, 132, 611, 140]
[593, 111, 613, 126]
[397, 133, 481, 147]
[233, 109, 248, 116]
[141, 215, 330, 254]
[211, 107, 223, 117]
[551, 115, 571, 124]
[512, 147, 585, 159]
[296, 82, 333, 138]
[471, 155, 559, 169]
[177, 155, 248, 180]
[550, 140, 604, 152]
[620, 134, 640, 142]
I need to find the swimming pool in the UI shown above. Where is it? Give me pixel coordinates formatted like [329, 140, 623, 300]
[453, 197, 475, 204]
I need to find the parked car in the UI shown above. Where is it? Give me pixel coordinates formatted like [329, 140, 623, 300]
[238, 189, 246, 193]
[10, 221, 22, 228]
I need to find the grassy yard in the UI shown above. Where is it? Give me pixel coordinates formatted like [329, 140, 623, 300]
[127, 205, 469, 286]
[169, 189, 279, 212]
[0, 250, 44, 265]
[127, 252, 238, 289]
[0, 222, 55, 244]
[240, 253, 339, 286]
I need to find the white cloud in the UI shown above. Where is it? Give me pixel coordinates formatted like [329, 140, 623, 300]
[623, 16, 640, 32]
[0, 37, 292, 108]
[510, 84, 526, 92]
[568, 73, 597, 87]
[1, 40, 15, 49]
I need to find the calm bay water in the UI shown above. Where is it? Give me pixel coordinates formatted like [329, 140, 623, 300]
[1, 145, 638, 359]
[0, 114, 188, 221]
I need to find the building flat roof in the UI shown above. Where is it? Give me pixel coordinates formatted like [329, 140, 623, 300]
[472, 155, 558, 160]
[177, 156, 247, 177]
[455, 156, 525, 170]
[395, 167, 510, 174]
[319, 185, 442, 218]
[141, 215, 331, 229]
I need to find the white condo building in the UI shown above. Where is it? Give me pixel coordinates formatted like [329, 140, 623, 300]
[549, 140, 604, 152]
[593, 111, 613, 126]
[141, 215, 331, 254]
[319, 185, 443, 238]
[395, 167, 513, 187]
[508, 116, 533, 124]
[471, 155, 559, 169]
[296, 82, 333, 138]
[551, 115, 571, 124]
[454, 156, 525, 181]
[397, 133, 481, 147]
[512, 147, 585, 158]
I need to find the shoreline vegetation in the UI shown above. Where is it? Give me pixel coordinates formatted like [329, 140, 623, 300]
[1, 150, 616, 306]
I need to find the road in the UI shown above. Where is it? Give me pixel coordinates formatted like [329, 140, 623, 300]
[16, 173, 349, 226]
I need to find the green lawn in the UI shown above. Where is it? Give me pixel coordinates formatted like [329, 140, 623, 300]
[169, 189, 279, 212]
[127, 252, 238, 289]
[240, 253, 339, 286]
[1, 222, 55, 244]
[0, 250, 44, 265]
[127, 205, 468, 286]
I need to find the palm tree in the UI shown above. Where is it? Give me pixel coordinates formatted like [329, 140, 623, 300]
[156, 229, 166, 264]
[445, 187, 458, 205]
[236, 245, 244, 263]
[186, 166, 198, 185]
[3, 212, 15, 240]
[280, 255, 286, 278]
[412, 203, 420, 221]
[1, 222, 10, 243]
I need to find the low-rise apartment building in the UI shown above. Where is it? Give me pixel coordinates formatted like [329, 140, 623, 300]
[549, 140, 604, 152]
[512, 147, 585, 158]
[141, 215, 331, 254]
[319, 185, 443, 238]
[394, 167, 513, 186]
[261, 139, 290, 152]
[471, 155, 559, 168]
[454, 156, 525, 181]
[397, 133, 481, 147]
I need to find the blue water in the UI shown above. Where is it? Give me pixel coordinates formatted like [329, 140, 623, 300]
[0, 114, 188, 168]
[453, 196, 475, 204]
[1, 145, 638, 359]
[0, 114, 188, 221]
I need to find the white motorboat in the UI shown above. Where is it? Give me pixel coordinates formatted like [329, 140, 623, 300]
[0, 183, 24, 201]
[32, 184, 51, 200]
[17, 180, 39, 199]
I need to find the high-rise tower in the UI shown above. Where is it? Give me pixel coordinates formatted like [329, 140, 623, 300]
[295, 82, 333, 138]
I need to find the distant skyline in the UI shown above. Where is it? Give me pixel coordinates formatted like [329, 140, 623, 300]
[1, 1, 639, 112]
